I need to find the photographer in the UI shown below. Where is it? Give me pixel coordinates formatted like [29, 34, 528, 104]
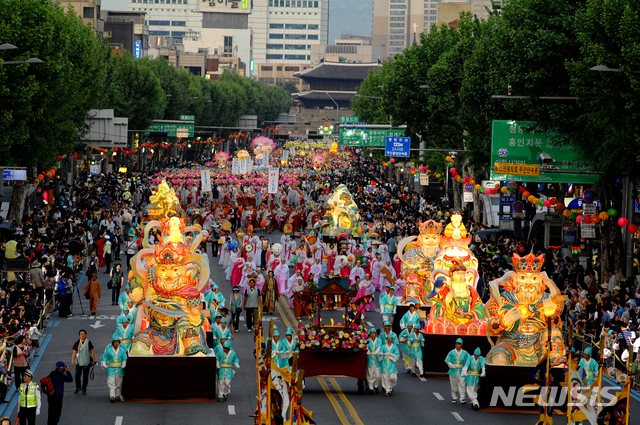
[45, 361, 73, 425]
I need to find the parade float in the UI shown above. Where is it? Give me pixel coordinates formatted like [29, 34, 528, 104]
[319, 185, 362, 241]
[122, 180, 217, 400]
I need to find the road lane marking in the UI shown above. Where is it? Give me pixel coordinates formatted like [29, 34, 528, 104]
[51, 321, 60, 327]
[228, 405, 236, 415]
[366, 321, 374, 328]
[329, 377, 365, 425]
[433, 392, 444, 400]
[115, 417, 123, 425]
[317, 378, 351, 425]
[451, 412, 464, 421]
[419, 376, 427, 382]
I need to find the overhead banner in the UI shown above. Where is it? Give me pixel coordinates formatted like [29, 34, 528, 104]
[419, 173, 429, 186]
[231, 158, 239, 175]
[490, 120, 598, 184]
[268, 167, 279, 194]
[200, 169, 211, 192]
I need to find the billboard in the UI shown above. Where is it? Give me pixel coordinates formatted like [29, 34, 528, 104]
[199, 0, 251, 14]
[490, 120, 598, 184]
[437, 3, 472, 27]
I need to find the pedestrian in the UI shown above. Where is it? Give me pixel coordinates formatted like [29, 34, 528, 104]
[71, 330, 96, 395]
[28, 323, 42, 358]
[83, 273, 101, 317]
[229, 286, 242, 332]
[366, 328, 381, 394]
[56, 275, 69, 318]
[103, 235, 112, 273]
[379, 335, 399, 396]
[461, 347, 485, 410]
[13, 336, 30, 390]
[45, 361, 73, 425]
[18, 370, 40, 425]
[124, 236, 137, 272]
[110, 264, 124, 306]
[445, 337, 469, 404]
[100, 337, 127, 403]
[243, 279, 260, 332]
[85, 250, 98, 277]
[216, 340, 240, 402]
[0, 349, 8, 402]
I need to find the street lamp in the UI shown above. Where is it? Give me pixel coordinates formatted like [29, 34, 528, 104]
[590, 64, 640, 74]
[354, 94, 383, 100]
[0, 44, 17, 50]
[419, 85, 430, 89]
[1, 57, 43, 66]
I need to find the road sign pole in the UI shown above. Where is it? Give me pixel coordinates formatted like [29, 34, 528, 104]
[515, 190, 522, 240]
[0, 167, 3, 197]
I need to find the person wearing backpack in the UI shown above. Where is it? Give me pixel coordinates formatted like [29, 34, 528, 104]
[43, 362, 73, 425]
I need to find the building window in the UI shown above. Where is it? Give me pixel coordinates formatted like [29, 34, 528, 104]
[285, 66, 300, 71]
[430, 10, 438, 14]
[390, 0, 405, 2]
[390, 35, 404, 40]
[390, 4, 406, 8]
[285, 44, 306, 50]
[267, 54, 284, 59]
[285, 54, 306, 60]
[285, 23, 306, 29]
[389, 41, 404, 46]
[269, 34, 284, 39]
[390, 17, 405, 21]
[308, 24, 318, 30]
[390, 23, 405, 27]
[259, 78, 275, 84]
[172, 31, 185, 36]
[172, 21, 186, 26]
[270, 23, 284, 28]
[277, 66, 283, 70]
[314, 1, 318, 6]
[261, 66, 273, 71]
[83, 7, 94, 18]
[390, 11, 405, 15]
[149, 30, 171, 36]
[430, 16, 437, 21]
[269, 0, 273, 5]
[223, 36, 233, 57]
[266, 44, 283, 49]
[150, 20, 170, 26]
[390, 47, 404, 52]
[285, 34, 306, 39]
[307, 34, 318, 40]
[390, 28, 404, 34]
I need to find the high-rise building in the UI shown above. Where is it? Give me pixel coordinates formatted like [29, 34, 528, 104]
[58, 0, 104, 34]
[373, 0, 493, 60]
[248, 0, 329, 68]
[125, 0, 252, 71]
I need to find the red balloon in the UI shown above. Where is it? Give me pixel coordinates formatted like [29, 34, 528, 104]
[618, 217, 629, 227]
[628, 224, 638, 234]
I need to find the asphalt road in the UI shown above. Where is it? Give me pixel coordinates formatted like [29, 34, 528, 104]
[5, 230, 639, 425]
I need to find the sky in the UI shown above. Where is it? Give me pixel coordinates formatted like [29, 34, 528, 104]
[100, 0, 373, 42]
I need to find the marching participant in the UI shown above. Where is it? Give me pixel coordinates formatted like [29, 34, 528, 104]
[578, 347, 599, 387]
[379, 335, 400, 396]
[380, 320, 399, 346]
[445, 338, 469, 404]
[399, 303, 421, 330]
[217, 340, 240, 402]
[379, 285, 398, 325]
[407, 322, 425, 377]
[277, 327, 299, 371]
[112, 317, 134, 352]
[366, 328, 382, 394]
[398, 322, 414, 373]
[100, 337, 128, 403]
[461, 347, 485, 410]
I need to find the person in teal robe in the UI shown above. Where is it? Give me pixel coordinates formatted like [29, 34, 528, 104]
[277, 327, 299, 371]
[462, 347, 485, 409]
[380, 321, 399, 346]
[445, 337, 469, 404]
[214, 318, 233, 347]
[379, 335, 400, 396]
[217, 340, 240, 402]
[407, 324, 424, 377]
[398, 323, 414, 373]
[366, 328, 382, 394]
[112, 318, 135, 352]
[379, 285, 398, 325]
[399, 303, 421, 330]
[578, 347, 599, 387]
[100, 337, 128, 402]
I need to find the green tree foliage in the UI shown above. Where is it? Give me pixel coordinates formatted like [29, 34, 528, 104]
[0, 0, 109, 172]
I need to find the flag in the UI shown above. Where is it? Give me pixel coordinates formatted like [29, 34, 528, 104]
[596, 380, 630, 425]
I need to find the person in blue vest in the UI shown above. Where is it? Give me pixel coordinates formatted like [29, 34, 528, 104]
[112, 317, 135, 352]
[462, 347, 485, 410]
[407, 323, 425, 377]
[398, 322, 414, 373]
[445, 337, 469, 404]
[366, 328, 382, 394]
[100, 337, 128, 403]
[379, 335, 400, 396]
[578, 347, 599, 387]
[217, 340, 240, 402]
[379, 285, 398, 325]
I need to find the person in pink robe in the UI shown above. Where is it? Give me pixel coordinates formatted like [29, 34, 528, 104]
[230, 257, 245, 287]
[326, 244, 337, 277]
[393, 253, 402, 277]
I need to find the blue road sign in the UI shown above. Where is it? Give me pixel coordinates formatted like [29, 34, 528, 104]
[3, 169, 27, 181]
[134, 40, 142, 59]
[385, 136, 410, 158]
[500, 196, 515, 206]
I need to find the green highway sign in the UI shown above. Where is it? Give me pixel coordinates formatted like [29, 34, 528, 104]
[339, 116, 359, 124]
[146, 123, 194, 138]
[180, 115, 195, 121]
[339, 129, 405, 147]
[490, 120, 598, 184]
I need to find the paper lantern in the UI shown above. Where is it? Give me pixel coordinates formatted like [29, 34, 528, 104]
[538, 200, 545, 206]
[468, 179, 474, 185]
[410, 166, 415, 170]
[543, 200, 550, 207]
[618, 217, 628, 227]
[390, 158, 395, 163]
[555, 202, 565, 211]
[450, 168, 456, 173]
[608, 208, 617, 217]
[500, 187, 508, 193]
[484, 188, 490, 194]
[563, 209, 571, 217]
[445, 156, 452, 162]
[436, 174, 441, 178]
[474, 184, 481, 191]
[583, 215, 591, 224]
[522, 191, 530, 199]
[518, 186, 525, 192]
[628, 224, 638, 233]
[491, 188, 498, 194]
[528, 195, 536, 202]
[591, 216, 600, 224]
[38, 174, 44, 179]
[569, 212, 578, 221]
[599, 211, 609, 220]
[549, 198, 557, 206]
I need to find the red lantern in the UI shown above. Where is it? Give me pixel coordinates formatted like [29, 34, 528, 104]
[555, 202, 565, 211]
[583, 215, 591, 224]
[522, 191, 530, 198]
[518, 186, 525, 192]
[618, 217, 629, 227]
[628, 224, 638, 234]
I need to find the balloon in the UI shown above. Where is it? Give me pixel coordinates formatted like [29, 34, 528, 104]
[555, 202, 565, 211]
[522, 191, 530, 198]
[583, 215, 591, 224]
[628, 224, 638, 233]
[608, 208, 617, 217]
[599, 211, 609, 220]
[618, 217, 628, 227]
